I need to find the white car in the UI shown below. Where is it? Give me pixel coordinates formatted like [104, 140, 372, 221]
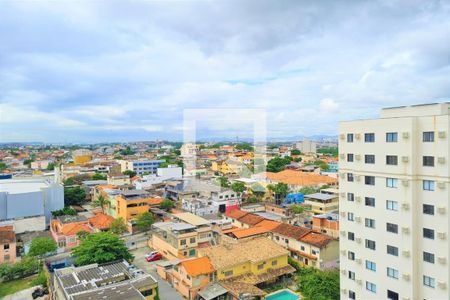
[145, 251, 158, 258]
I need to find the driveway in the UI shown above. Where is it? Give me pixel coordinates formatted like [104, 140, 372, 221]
[131, 246, 184, 300]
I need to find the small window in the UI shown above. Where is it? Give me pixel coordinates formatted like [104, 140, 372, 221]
[387, 267, 399, 279]
[365, 218, 375, 228]
[349, 290, 356, 300]
[224, 270, 233, 277]
[366, 281, 376, 293]
[365, 133, 375, 142]
[347, 154, 354, 162]
[423, 156, 434, 167]
[387, 290, 399, 300]
[386, 223, 398, 234]
[365, 197, 375, 207]
[347, 173, 354, 182]
[348, 213, 354, 221]
[257, 263, 264, 270]
[347, 232, 355, 241]
[365, 239, 376, 250]
[423, 204, 434, 215]
[180, 239, 186, 246]
[387, 245, 398, 256]
[423, 251, 435, 263]
[386, 155, 398, 165]
[347, 193, 354, 202]
[423, 132, 434, 142]
[386, 178, 398, 188]
[386, 132, 398, 142]
[423, 228, 434, 239]
[348, 271, 355, 280]
[423, 275, 435, 288]
[365, 176, 375, 185]
[348, 251, 355, 260]
[271, 260, 277, 266]
[423, 180, 435, 191]
[3, 244, 9, 250]
[365, 260, 376, 271]
[365, 154, 375, 164]
[190, 237, 196, 243]
[386, 200, 398, 211]
[347, 134, 354, 143]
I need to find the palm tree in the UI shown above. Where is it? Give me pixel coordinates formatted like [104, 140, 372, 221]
[93, 194, 110, 214]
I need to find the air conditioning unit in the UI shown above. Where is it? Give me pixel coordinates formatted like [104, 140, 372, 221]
[339, 172, 345, 179]
[438, 206, 446, 214]
[438, 131, 446, 139]
[438, 232, 447, 240]
[402, 250, 410, 258]
[355, 217, 362, 223]
[438, 257, 447, 265]
[402, 227, 410, 234]
[402, 132, 410, 138]
[340, 250, 347, 256]
[355, 238, 362, 244]
[340, 212, 347, 218]
[340, 192, 346, 197]
[340, 269, 347, 274]
[402, 202, 410, 210]
[402, 180, 409, 187]
[339, 154, 345, 159]
[355, 154, 361, 161]
[402, 273, 410, 281]
[356, 279, 362, 285]
[340, 134, 345, 140]
[341, 289, 347, 294]
[355, 258, 362, 264]
[340, 230, 346, 237]
[438, 182, 446, 189]
[401, 156, 409, 162]
[355, 196, 361, 203]
[355, 175, 361, 182]
[438, 157, 446, 164]
[438, 281, 447, 289]
[355, 133, 361, 140]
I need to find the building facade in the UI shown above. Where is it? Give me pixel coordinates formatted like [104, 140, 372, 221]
[339, 103, 450, 300]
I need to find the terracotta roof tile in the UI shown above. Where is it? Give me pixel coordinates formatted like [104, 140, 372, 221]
[0, 226, 15, 244]
[299, 231, 334, 248]
[180, 257, 215, 277]
[61, 223, 93, 236]
[262, 170, 337, 186]
[271, 223, 311, 240]
[88, 212, 114, 230]
[227, 226, 270, 239]
[238, 214, 265, 226]
[255, 220, 281, 231]
[224, 209, 248, 220]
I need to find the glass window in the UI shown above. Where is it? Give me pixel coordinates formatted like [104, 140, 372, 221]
[180, 239, 186, 245]
[423, 156, 435, 167]
[423, 228, 434, 239]
[387, 245, 398, 256]
[386, 200, 398, 211]
[387, 290, 399, 300]
[423, 251, 435, 264]
[365, 176, 375, 185]
[347, 193, 354, 201]
[365, 218, 375, 228]
[386, 132, 398, 142]
[365, 197, 375, 207]
[348, 213, 354, 221]
[349, 290, 356, 300]
[348, 232, 355, 241]
[386, 178, 398, 188]
[387, 267, 399, 279]
[365, 239, 376, 250]
[423, 131, 434, 142]
[423, 180, 435, 191]
[348, 251, 355, 260]
[386, 223, 398, 234]
[386, 155, 398, 165]
[365, 133, 375, 142]
[423, 275, 435, 288]
[347, 153, 354, 162]
[423, 204, 434, 215]
[347, 134, 354, 142]
[366, 260, 376, 271]
[365, 154, 375, 164]
[348, 271, 355, 280]
[347, 173, 354, 182]
[366, 281, 376, 293]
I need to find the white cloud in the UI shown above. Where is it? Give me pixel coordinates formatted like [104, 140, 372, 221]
[320, 98, 339, 113]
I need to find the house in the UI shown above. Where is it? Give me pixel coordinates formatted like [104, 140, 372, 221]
[88, 211, 114, 231]
[197, 283, 230, 300]
[312, 213, 339, 238]
[198, 237, 296, 299]
[303, 192, 339, 214]
[134, 166, 182, 189]
[50, 215, 93, 250]
[119, 159, 166, 176]
[115, 190, 161, 223]
[172, 213, 213, 246]
[53, 260, 158, 300]
[0, 225, 16, 264]
[270, 223, 339, 270]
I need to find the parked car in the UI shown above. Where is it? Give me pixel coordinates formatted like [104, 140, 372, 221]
[32, 288, 48, 299]
[146, 251, 162, 262]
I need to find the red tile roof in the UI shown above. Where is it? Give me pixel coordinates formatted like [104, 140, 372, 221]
[299, 231, 334, 248]
[225, 209, 248, 220]
[238, 214, 265, 226]
[271, 223, 311, 240]
[0, 226, 15, 244]
[180, 256, 215, 277]
[88, 212, 114, 230]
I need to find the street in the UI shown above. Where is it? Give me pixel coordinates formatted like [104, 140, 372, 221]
[131, 246, 184, 300]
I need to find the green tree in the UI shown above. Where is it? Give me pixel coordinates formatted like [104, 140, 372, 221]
[317, 147, 338, 157]
[267, 182, 289, 203]
[296, 267, 340, 300]
[299, 186, 318, 195]
[247, 196, 258, 203]
[123, 170, 137, 177]
[173, 149, 181, 156]
[266, 157, 291, 172]
[234, 143, 253, 151]
[91, 173, 107, 180]
[159, 199, 175, 211]
[64, 187, 86, 206]
[110, 217, 128, 235]
[46, 162, 55, 171]
[217, 176, 230, 188]
[28, 237, 57, 257]
[250, 183, 266, 200]
[72, 232, 133, 266]
[51, 207, 77, 217]
[135, 212, 155, 232]
[291, 149, 302, 155]
[159, 162, 170, 168]
[63, 174, 92, 185]
[0, 256, 40, 282]
[0, 162, 7, 171]
[92, 194, 110, 214]
[119, 146, 135, 156]
[289, 204, 304, 214]
[231, 182, 246, 194]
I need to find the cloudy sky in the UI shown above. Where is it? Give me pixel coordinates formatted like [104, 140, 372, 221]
[0, 0, 449, 143]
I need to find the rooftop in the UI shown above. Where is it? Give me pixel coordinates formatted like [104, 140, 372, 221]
[173, 212, 210, 226]
[260, 170, 337, 186]
[304, 193, 337, 201]
[180, 256, 215, 276]
[0, 178, 56, 194]
[57, 215, 88, 224]
[0, 226, 15, 244]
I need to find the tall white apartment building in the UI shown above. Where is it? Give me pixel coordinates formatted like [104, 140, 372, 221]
[296, 139, 317, 154]
[339, 103, 450, 300]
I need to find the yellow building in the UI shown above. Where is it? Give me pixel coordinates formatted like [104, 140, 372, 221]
[72, 149, 93, 164]
[211, 159, 244, 175]
[115, 190, 162, 223]
[198, 237, 296, 298]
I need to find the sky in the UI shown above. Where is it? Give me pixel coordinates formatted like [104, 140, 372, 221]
[0, 0, 449, 143]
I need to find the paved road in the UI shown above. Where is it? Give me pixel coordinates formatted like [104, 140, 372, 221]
[131, 247, 184, 300]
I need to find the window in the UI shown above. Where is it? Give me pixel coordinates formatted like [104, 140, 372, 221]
[347, 232, 355, 241]
[423, 204, 434, 215]
[365, 197, 375, 207]
[423, 228, 434, 239]
[365, 218, 375, 228]
[347, 154, 354, 162]
[271, 260, 278, 266]
[180, 239, 186, 245]
[257, 264, 264, 270]
[224, 270, 233, 277]
[366, 260, 376, 271]
[347, 134, 354, 142]
[366, 281, 376, 293]
[423, 156, 434, 167]
[387, 290, 399, 300]
[365, 154, 375, 164]
[386, 200, 398, 211]
[365, 239, 376, 250]
[365, 133, 375, 142]
[365, 176, 375, 185]
[386, 178, 398, 188]
[347, 193, 354, 201]
[423, 251, 435, 263]
[387, 267, 399, 279]
[386, 223, 398, 234]
[189, 249, 196, 256]
[348, 251, 355, 260]
[190, 237, 196, 243]
[423, 131, 434, 142]
[386, 155, 398, 165]
[348, 213, 354, 221]
[386, 132, 398, 142]
[141, 289, 153, 296]
[348, 271, 355, 280]
[349, 290, 356, 300]
[347, 173, 354, 182]
[423, 275, 435, 288]
[423, 180, 435, 191]
[3, 244, 9, 250]
[387, 245, 398, 256]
